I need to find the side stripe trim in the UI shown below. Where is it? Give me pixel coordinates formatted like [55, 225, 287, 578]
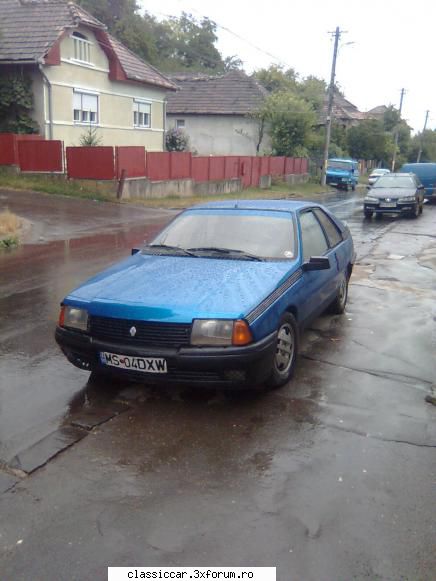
[246, 269, 303, 324]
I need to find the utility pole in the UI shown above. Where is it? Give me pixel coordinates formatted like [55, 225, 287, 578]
[416, 110, 430, 162]
[391, 88, 405, 172]
[321, 27, 343, 187]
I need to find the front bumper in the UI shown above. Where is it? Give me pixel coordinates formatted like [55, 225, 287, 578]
[364, 202, 417, 214]
[55, 326, 277, 387]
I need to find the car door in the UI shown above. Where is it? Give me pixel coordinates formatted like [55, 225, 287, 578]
[298, 209, 337, 326]
[313, 207, 347, 280]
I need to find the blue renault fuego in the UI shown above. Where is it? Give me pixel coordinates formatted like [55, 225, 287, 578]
[55, 200, 355, 389]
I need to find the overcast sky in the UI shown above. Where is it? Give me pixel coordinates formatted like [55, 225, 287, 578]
[140, 0, 435, 133]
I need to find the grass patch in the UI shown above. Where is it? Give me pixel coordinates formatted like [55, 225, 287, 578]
[129, 181, 333, 209]
[0, 208, 21, 249]
[0, 236, 19, 249]
[0, 169, 112, 201]
[0, 208, 21, 236]
[0, 168, 335, 210]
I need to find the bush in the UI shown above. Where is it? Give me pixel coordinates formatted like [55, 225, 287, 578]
[165, 127, 190, 152]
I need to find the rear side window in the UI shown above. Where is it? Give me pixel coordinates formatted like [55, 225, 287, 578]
[299, 210, 329, 262]
[313, 208, 343, 248]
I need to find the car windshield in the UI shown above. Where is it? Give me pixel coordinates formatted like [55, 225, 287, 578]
[148, 210, 295, 260]
[328, 161, 353, 170]
[373, 176, 415, 188]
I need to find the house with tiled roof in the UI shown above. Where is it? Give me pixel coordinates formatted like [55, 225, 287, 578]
[166, 71, 271, 156]
[318, 90, 367, 128]
[0, 0, 176, 148]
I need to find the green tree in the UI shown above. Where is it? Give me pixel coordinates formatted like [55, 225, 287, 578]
[297, 76, 327, 112]
[253, 65, 298, 94]
[0, 72, 38, 133]
[347, 119, 393, 163]
[382, 105, 401, 132]
[255, 91, 316, 156]
[408, 130, 436, 162]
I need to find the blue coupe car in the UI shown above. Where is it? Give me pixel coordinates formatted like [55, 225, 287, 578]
[56, 200, 355, 388]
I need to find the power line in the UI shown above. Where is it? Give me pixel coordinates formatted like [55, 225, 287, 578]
[143, 1, 295, 70]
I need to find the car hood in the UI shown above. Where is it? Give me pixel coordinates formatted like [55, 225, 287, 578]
[369, 187, 417, 198]
[65, 253, 298, 323]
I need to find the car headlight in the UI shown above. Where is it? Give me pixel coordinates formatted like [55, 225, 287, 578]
[399, 196, 416, 202]
[191, 319, 252, 346]
[364, 196, 379, 203]
[59, 306, 89, 331]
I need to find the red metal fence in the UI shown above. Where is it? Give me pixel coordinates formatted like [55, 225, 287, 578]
[0, 133, 43, 165]
[115, 146, 146, 179]
[0, 134, 309, 188]
[18, 140, 64, 172]
[66, 146, 115, 180]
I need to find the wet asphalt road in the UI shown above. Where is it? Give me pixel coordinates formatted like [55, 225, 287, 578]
[0, 189, 435, 580]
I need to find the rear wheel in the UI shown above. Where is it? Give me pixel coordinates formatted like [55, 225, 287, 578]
[328, 274, 349, 314]
[264, 313, 298, 389]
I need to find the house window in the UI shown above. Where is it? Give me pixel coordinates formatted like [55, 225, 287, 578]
[176, 119, 185, 129]
[73, 91, 98, 124]
[72, 32, 92, 63]
[133, 101, 151, 128]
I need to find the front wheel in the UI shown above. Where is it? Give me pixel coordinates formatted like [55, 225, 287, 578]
[264, 313, 298, 389]
[410, 203, 420, 219]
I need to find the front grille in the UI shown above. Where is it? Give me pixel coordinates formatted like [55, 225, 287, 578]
[89, 315, 192, 348]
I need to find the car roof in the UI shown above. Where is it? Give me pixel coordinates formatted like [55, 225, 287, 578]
[190, 199, 317, 212]
[329, 158, 356, 162]
[383, 173, 415, 177]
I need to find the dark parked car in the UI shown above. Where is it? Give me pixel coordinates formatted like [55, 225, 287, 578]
[56, 200, 355, 389]
[364, 173, 425, 219]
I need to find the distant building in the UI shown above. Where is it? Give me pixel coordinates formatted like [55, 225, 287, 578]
[0, 0, 176, 148]
[166, 70, 271, 156]
[319, 90, 367, 128]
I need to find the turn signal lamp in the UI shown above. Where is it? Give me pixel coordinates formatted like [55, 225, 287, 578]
[58, 305, 65, 327]
[232, 320, 253, 346]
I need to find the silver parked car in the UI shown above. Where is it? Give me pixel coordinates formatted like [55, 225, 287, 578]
[368, 168, 390, 185]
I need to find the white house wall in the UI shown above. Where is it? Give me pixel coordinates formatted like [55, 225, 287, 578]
[168, 114, 271, 156]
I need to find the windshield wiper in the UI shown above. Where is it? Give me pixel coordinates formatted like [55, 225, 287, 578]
[146, 244, 197, 257]
[187, 246, 264, 261]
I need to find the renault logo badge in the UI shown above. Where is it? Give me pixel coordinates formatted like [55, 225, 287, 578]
[129, 326, 137, 337]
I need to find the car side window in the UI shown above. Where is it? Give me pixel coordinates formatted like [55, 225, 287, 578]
[299, 210, 329, 262]
[313, 208, 343, 248]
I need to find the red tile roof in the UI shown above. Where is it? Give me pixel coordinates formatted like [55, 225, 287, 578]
[0, 0, 176, 90]
[166, 71, 268, 115]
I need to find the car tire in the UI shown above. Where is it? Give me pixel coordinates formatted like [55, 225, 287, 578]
[264, 313, 298, 389]
[328, 274, 349, 314]
[364, 209, 373, 219]
[410, 203, 419, 219]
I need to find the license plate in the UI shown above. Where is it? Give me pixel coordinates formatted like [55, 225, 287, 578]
[100, 352, 167, 373]
[380, 202, 396, 208]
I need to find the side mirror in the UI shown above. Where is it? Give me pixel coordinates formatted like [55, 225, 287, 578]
[131, 248, 141, 255]
[302, 256, 331, 271]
